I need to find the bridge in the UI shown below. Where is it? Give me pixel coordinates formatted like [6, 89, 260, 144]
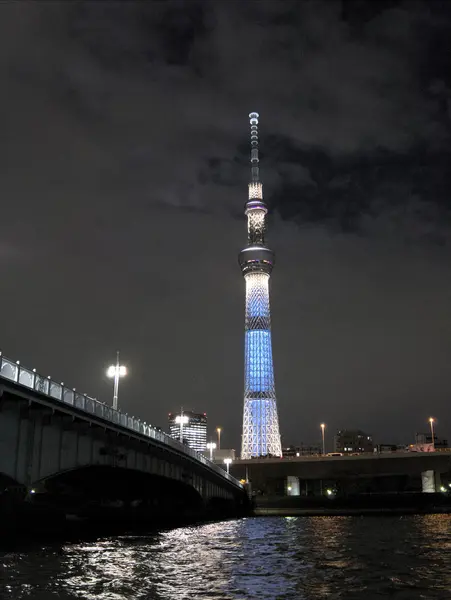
[0, 349, 247, 525]
[231, 454, 451, 497]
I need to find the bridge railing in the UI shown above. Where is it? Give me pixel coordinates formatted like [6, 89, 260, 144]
[0, 352, 241, 488]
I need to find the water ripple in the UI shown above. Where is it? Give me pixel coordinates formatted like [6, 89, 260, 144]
[1, 515, 451, 599]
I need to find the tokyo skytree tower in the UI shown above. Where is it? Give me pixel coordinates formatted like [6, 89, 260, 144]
[239, 113, 282, 459]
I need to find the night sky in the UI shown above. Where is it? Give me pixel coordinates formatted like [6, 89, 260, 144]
[1, 0, 451, 451]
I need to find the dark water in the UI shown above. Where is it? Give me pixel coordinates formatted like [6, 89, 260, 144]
[1, 515, 451, 599]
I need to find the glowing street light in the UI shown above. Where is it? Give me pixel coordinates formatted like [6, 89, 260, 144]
[107, 351, 127, 411]
[224, 457, 232, 474]
[429, 417, 435, 450]
[206, 441, 217, 460]
[175, 409, 189, 443]
[216, 427, 222, 449]
[320, 423, 326, 455]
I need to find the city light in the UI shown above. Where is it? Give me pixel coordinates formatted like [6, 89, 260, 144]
[206, 441, 217, 460]
[175, 415, 189, 425]
[224, 457, 232, 474]
[107, 365, 127, 378]
[429, 417, 435, 450]
[106, 351, 127, 411]
[320, 423, 326, 455]
[175, 410, 189, 444]
[326, 489, 334, 496]
[216, 427, 222, 449]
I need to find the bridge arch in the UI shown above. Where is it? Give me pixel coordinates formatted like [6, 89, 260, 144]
[29, 465, 205, 519]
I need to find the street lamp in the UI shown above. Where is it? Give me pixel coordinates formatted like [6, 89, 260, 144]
[320, 423, 326, 455]
[429, 417, 435, 450]
[206, 441, 217, 460]
[216, 427, 222, 449]
[175, 409, 189, 443]
[107, 351, 127, 411]
[224, 457, 232, 474]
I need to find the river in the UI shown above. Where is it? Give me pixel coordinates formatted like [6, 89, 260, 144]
[1, 515, 451, 599]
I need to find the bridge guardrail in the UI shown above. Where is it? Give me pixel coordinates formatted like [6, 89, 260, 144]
[0, 352, 242, 489]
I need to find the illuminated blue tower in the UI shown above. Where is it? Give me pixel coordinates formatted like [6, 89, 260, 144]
[239, 112, 282, 459]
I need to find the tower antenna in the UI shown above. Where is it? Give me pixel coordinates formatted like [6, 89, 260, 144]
[249, 112, 260, 182]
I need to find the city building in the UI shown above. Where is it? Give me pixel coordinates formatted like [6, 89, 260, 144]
[334, 430, 373, 454]
[239, 112, 282, 459]
[212, 449, 236, 464]
[415, 433, 449, 448]
[374, 444, 408, 454]
[282, 444, 322, 458]
[168, 411, 207, 452]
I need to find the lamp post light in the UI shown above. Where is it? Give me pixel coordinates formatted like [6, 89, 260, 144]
[224, 457, 232, 474]
[107, 351, 127, 411]
[320, 423, 326, 455]
[216, 427, 222, 449]
[175, 409, 189, 443]
[206, 441, 217, 461]
[429, 417, 435, 450]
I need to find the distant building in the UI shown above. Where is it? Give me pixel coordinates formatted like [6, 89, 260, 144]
[168, 411, 207, 452]
[374, 444, 407, 454]
[415, 433, 449, 448]
[334, 430, 373, 454]
[282, 444, 322, 458]
[211, 448, 236, 464]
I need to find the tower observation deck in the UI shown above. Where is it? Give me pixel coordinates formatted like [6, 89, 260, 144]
[238, 113, 282, 459]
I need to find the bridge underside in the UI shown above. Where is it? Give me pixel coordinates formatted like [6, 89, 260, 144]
[38, 464, 201, 500]
[25, 465, 211, 521]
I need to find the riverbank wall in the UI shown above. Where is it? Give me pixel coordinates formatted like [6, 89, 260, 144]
[253, 492, 451, 517]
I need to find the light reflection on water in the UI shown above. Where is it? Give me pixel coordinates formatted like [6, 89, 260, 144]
[1, 515, 451, 599]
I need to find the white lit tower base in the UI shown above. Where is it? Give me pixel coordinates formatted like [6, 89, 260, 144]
[239, 112, 282, 459]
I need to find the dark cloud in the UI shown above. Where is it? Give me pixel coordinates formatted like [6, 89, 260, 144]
[0, 0, 451, 449]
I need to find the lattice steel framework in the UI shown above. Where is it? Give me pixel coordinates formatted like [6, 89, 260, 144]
[239, 113, 282, 459]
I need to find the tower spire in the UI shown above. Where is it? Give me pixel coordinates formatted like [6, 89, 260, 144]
[249, 111, 260, 182]
[238, 112, 282, 459]
[245, 111, 266, 245]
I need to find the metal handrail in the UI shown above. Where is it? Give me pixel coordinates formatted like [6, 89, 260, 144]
[0, 352, 242, 489]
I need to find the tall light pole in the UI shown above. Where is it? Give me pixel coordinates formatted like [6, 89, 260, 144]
[320, 423, 326, 455]
[107, 351, 127, 411]
[224, 457, 232, 474]
[429, 417, 435, 450]
[216, 427, 222, 449]
[175, 408, 189, 443]
[206, 441, 217, 460]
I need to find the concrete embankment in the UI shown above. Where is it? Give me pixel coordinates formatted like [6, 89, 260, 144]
[253, 492, 451, 517]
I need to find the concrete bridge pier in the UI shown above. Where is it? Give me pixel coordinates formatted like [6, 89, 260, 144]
[421, 470, 441, 493]
[285, 476, 300, 496]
